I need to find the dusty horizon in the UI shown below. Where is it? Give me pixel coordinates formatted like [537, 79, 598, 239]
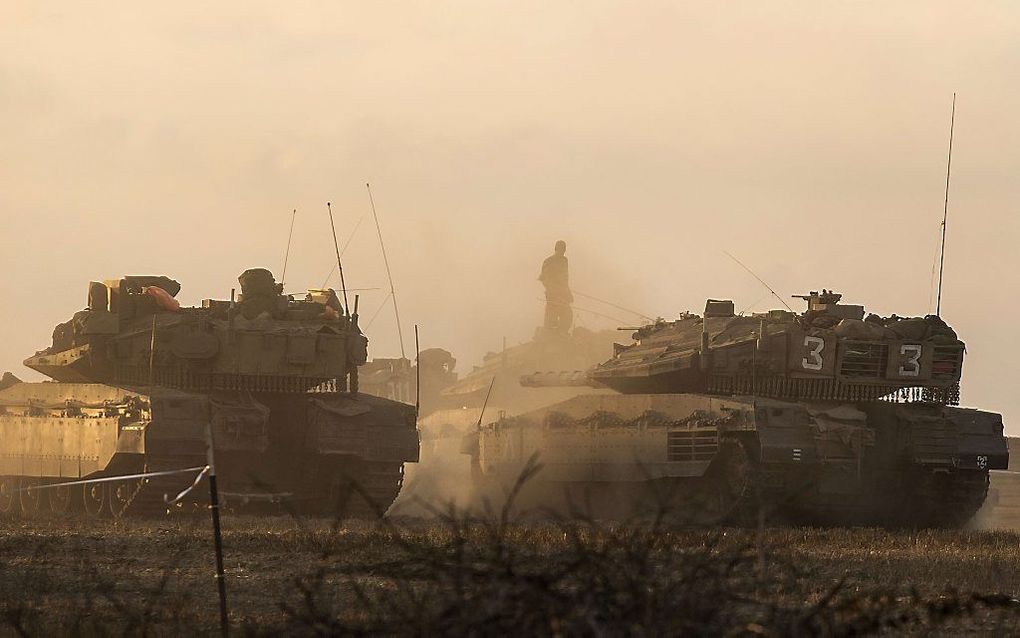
[2, 3, 1019, 430]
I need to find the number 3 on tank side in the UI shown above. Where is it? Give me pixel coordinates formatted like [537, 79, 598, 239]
[802, 336, 824, 371]
[899, 344, 922, 377]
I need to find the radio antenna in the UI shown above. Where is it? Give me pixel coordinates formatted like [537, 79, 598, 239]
[572, 289, 654, 322]
[936, 93, 956, 317]
[281, 209, 297, 286]
[366, 183, 406, 358]
[326, 202, 350, 315]
[722, 250, 793, 312]
[475, 377, 496, 431]
[320, 216, 364, 288]
[414, 324, 421, 417]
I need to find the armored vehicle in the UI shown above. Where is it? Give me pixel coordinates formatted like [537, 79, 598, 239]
[0, 269, 418, 518]
[467, 291, 1008, 527]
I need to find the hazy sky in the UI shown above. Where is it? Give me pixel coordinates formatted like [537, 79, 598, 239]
[2, 3, 1019, 428]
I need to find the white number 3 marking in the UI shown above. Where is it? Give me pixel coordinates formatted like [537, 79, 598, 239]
[802, 336, 824, 371]
[899, 344, 922, 377]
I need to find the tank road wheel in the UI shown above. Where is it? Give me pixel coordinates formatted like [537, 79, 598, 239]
[18, 479, 41, 517]
[0, 477, 15, 515]
[83, 483, 107, 517]
[705, 439, 756, 525]
[310, 461, 405, 518]
[109, 479, 143, 518]
[901, 469, 990, 528]
[47, 483, 74, 515]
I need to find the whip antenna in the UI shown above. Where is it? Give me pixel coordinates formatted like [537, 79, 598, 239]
[414, 325, 421, 417]
[326, 202, 350, 315]
[367, 182, 406, 358]
[475, 377, 496, 430]
[281, 209, 296, 287]
[936, 93, 956, 317]
[722, 250, 793, 312]
[572, 289, 654, 322]
[320, 216, 364, 288]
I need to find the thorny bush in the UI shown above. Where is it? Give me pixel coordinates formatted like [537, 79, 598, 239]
[281, 457, 1020, 636]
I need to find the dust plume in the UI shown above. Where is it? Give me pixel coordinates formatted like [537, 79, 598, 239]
[1, 3, 1019, 430]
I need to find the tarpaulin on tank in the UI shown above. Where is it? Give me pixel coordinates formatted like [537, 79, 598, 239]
[753, 401, 873, 468]
[807, 404, 875, 467]
[752, 401, 820, 464]
[144, 286, 181, 312]
[881, 315, 959, 343]
[861, 402, 1008, 471]
[209, 393, 270, 448]
[834, 319, 896, 340]
[145, 390, 269, 456]
[309, 393, 418, 462]
[122, 276, 181, 297]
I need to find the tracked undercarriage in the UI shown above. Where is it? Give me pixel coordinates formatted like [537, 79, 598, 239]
[0, 383, 416, 519]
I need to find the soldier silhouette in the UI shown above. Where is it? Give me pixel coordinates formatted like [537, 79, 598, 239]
[539, 240, 573, 333]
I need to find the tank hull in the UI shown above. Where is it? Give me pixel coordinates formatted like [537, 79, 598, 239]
[0, 382, 418, 518]
[469, 393, 1008, 527]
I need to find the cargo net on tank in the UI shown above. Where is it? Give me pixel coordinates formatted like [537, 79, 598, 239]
[707, 375, 961, 406]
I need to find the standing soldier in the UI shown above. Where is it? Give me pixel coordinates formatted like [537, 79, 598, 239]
[539, 240, 573, 333]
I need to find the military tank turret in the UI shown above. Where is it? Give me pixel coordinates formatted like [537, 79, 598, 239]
[467, 290, 1008, 527]
[0, 268, 418, 518]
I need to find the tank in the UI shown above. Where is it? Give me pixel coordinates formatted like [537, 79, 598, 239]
[0, 269, 418, 518]
[466, 290, 1009, 527]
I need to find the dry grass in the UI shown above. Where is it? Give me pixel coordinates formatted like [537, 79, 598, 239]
[0, 464, 1018, 635]
[0, 510, 1019, 635]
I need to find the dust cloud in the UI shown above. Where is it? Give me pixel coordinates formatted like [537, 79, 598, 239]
[393, 428, 478, 516]
[2, 3, 1019, 430]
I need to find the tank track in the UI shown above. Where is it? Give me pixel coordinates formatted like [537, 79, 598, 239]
[117, 473, 209, 517]
[0, 464, 407, 520]
[730, 462, 992, 528]
[481, 437, 992, 529]
[111, 459, 406, 518]
[482, 438, 760, 523]
[302, 461, 405, 518]
[733, 464, 991, 528]
[899, 469, 989, 528]
[0, 468, 209, 520]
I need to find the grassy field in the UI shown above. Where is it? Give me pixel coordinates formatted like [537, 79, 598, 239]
[2, 512, 1020, 635]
